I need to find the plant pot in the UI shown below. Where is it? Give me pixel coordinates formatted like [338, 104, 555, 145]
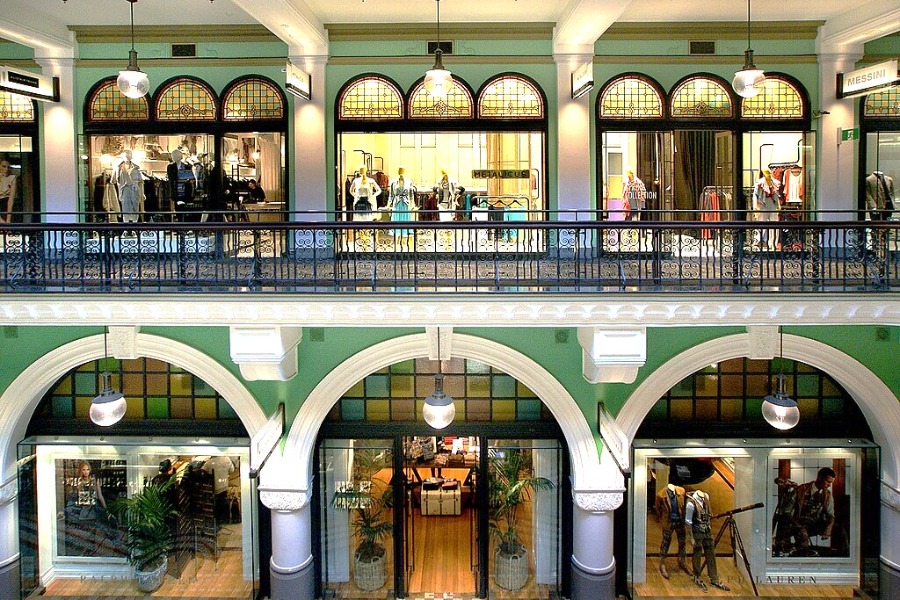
[354, 552, 386, 591]
[134, 559, 167, 593]
[494, 546, 528, 591]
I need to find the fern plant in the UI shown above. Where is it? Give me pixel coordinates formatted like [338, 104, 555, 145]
[109, 477, 177, 572]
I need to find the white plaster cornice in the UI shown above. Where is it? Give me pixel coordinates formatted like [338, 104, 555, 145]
[0, 296, 896, 327]
[259, 488, 311, 512]
[882, 482, 900, 513]
[573, 490, 623, 512]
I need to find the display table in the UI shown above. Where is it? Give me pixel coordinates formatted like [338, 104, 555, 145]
[243, 202, 286, 222]
[421, 488, 461, 516]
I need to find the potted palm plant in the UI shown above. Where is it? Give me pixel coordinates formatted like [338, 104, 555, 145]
[109, 477, 177, 593]
[488, 448, 554, 591]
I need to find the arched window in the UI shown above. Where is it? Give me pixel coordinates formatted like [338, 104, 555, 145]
[599, 75, 664, 118]
[86, 79, 150, 122]
[0, 91, 35, 122]
[864, 87, 900, 118]
[338, 75, 403, 120]
[741, 75, 805, 119]
[222, 76, 285, 121]
[669, 76, 733, 118]
[155, 77, 217, 121]
[477, 75, 544, 119]
[408, 78, 474, 119]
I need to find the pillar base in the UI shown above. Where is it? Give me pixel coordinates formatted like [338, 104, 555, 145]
[270, 558, 314, 600]
[881, 559, 900, 600]
[0, 556, 20, 600]
[571, 556, 615, 600]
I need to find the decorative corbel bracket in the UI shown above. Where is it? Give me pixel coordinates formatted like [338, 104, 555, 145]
[747, 325, 779, 359]
[577, 326, 646, 384]
[229, 326, 303, 381]
[425, 326, 452, 361]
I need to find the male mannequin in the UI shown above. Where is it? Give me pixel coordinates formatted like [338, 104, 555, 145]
[654, 483, 689, 579]
[116, 150, 142, 225]
[685, 489, 730, 591]
[167, 149, 194, 220]
[865, 171, 895, 221]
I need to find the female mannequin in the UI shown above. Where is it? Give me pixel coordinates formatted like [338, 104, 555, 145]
[0, 158, 17, 223]
[433, 168, 457, 221]
[390, 166, 416, 236]
[753, 168, 781, 250]
[349, 165, 382, 221]
[116, 150, 142, 225]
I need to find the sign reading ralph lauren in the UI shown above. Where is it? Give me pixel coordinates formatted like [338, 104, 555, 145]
[837, 59, 899, 99]
[472, 169, 530, 179]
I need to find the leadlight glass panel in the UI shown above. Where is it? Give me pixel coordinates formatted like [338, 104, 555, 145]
[87, 81, 149, 121]
[599, 76, 664, 118]
[223, 77, 285, 121]
[0, 91, 34, 122]
[156, 78, 216, 121]
[864, 88, 900, 117]
[477, 75, 544, 119]
[338, 76, 403, 120]
[409, 79, 473, 118]
[670, 77, 733, 118]
[740, 77, 804, 119]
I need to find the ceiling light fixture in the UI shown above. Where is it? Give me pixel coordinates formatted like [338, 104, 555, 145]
[89, 328, 127, 427]
[117, 0, 149, 99]
[761, 328, 799, 430]
[732, 0, 765, 99]
[422, 331, 455, 429]
[423, 0, 451, 99]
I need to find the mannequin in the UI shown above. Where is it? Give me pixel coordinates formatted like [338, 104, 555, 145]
[865, 171, 895, 221]
[116, 150, 142, 225]
[167, 149, 195, 220]
[685, 489, 730, 591]
[622, 169, 646, 222]
[0, 157, 18, 223]
[654, 483, 689, 579]
[349, 165, 382, 221]
[390, 166, 416, 236]
[753, 168, 781, 250]
[434, 168, 457, 221]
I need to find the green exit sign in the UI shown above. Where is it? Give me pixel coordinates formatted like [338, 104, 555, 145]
[841, 127, 859, 141]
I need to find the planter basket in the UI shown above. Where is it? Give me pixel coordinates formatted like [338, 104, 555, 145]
[134, 560, 167, 593]
[354, 553, 386, 591]
[494, 547, 528, 590]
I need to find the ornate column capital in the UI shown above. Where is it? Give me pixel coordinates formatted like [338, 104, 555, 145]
[259, 488, 310, 511]
[573, 490, 623, 512]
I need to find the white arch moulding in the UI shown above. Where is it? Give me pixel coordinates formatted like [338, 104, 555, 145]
[616, 332, 900, 490]
[276, 332, 608, 499]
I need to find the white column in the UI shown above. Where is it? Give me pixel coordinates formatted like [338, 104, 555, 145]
[815, 51, 863, 222]
[882, 484, 900, 596]
[572, 501, 615, 574]
[260, 488, 315, 600]
[34, 57, 77, 223]
[0, 482, 18, 598]
[290, 54, 328, 220]
[554, 51, 594, 220]
[271, 504, 312, 571]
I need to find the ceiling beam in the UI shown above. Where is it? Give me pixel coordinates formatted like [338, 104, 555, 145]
[553, 0, 634, 54]
[818, 0, 900, 54]
[0, 16, 74, 58]
[229, 0, 328, 55]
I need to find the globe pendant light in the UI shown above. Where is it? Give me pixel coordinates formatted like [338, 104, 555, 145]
[732, 0, 765, 99]
[117, 0, 149, 99]
[423, 0, 451, 99]
[761, 329, 799, 430]
[423, 331, 455, 429]
[89, 329, 127, 427]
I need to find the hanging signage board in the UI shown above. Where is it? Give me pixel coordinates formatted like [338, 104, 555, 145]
[286, 61, 311, 100]
[0, 65, 60, 102]
[472, 169, 530, 179]
[249, 403, 284, 478]
[837, 59, 899, 99]
[597, 402, 630, 475]
[571, 60, 594, 99]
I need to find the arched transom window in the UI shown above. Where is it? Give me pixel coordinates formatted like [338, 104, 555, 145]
[741, 76, 804, 119]
[477, 75, 544, 119]
[599, 76, 664, 118]
[87, 80, 150, 121]
[864, 87, 900, 118]
[670, 76, 733, 118]
[155, 77, 217, 121]
[409, 78, 473, 119]
[222, 77, 285, 121]
[0, 91, 35, 122]
[338, 76, 403, 120]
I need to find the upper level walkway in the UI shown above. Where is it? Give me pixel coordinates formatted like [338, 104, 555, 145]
[0, 211, 897, 294]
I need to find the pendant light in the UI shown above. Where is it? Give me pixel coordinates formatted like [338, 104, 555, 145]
[423, 332, 455, 429]
[117, 0, 150, 99]
[423, 0, 452, 99]
[761, 328, 799, 430]
[89, 328, 127, 427]
[732, 0, 765, 99]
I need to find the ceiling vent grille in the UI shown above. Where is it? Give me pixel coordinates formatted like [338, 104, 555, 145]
[427, 41, 453, 55]
[172, 44, 197, 58]
[689, 41, 716, 55]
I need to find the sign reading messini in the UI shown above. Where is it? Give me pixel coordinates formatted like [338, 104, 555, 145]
[249, 402, 284, 478]
[286, 61, 311, 100]
[837, 59, 899, 99]
[571, 61, 594, 100]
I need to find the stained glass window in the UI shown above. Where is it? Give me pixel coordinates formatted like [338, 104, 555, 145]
[0, 91, 35, 122]
[670, 76, 733, 118]
[409, 79, 474, 119]
[477, 75, 544, 119]
[864, 88, 900, 118]
[87, 80, 149, 121]
[338, 76, 403, 120]
[599, 76, 664, 118]
[741, 76, 805, 119]
[222, 77, 285, 121]
[328, 358, 549, 423]
[155, 77, 217, 121]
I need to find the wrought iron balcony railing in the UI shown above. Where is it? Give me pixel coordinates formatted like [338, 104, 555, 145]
[0, 212, 896, 293]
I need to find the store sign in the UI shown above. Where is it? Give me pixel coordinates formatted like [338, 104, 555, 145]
[286, 61, 311, 100]
[571, 61, 594, 100]
[0, 65, 60, 102]
[837, 59, 899, 99]
[472, 169, 530, 179]
[249, 403, 284, 478]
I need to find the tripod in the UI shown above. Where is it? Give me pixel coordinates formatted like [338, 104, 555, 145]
[703, 509, 760, 596]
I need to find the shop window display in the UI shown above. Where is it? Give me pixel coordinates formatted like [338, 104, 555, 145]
[0, 91, 39, 221]
[861, 88, 899, 221]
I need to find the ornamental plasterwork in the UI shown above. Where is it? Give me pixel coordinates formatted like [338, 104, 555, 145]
[259, 489, 310, 511]
[0, 478, 16, 506]
[882, 482, 900, 512]
[574, 491, 623, 512]
[747, 325, 778, 359]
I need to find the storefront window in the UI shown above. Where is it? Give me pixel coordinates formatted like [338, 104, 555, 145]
[1, 91, 39, 221]
[338, 76, 404, 120]
[861, 88, 899, 220]
[409, 77, 473, 118]
[477, 75, 544, 119]
[741, 130, 816, 217]
[155, 78, 217, 121]
[599, 75, 664, 119]
[86, 81, 150, 122]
